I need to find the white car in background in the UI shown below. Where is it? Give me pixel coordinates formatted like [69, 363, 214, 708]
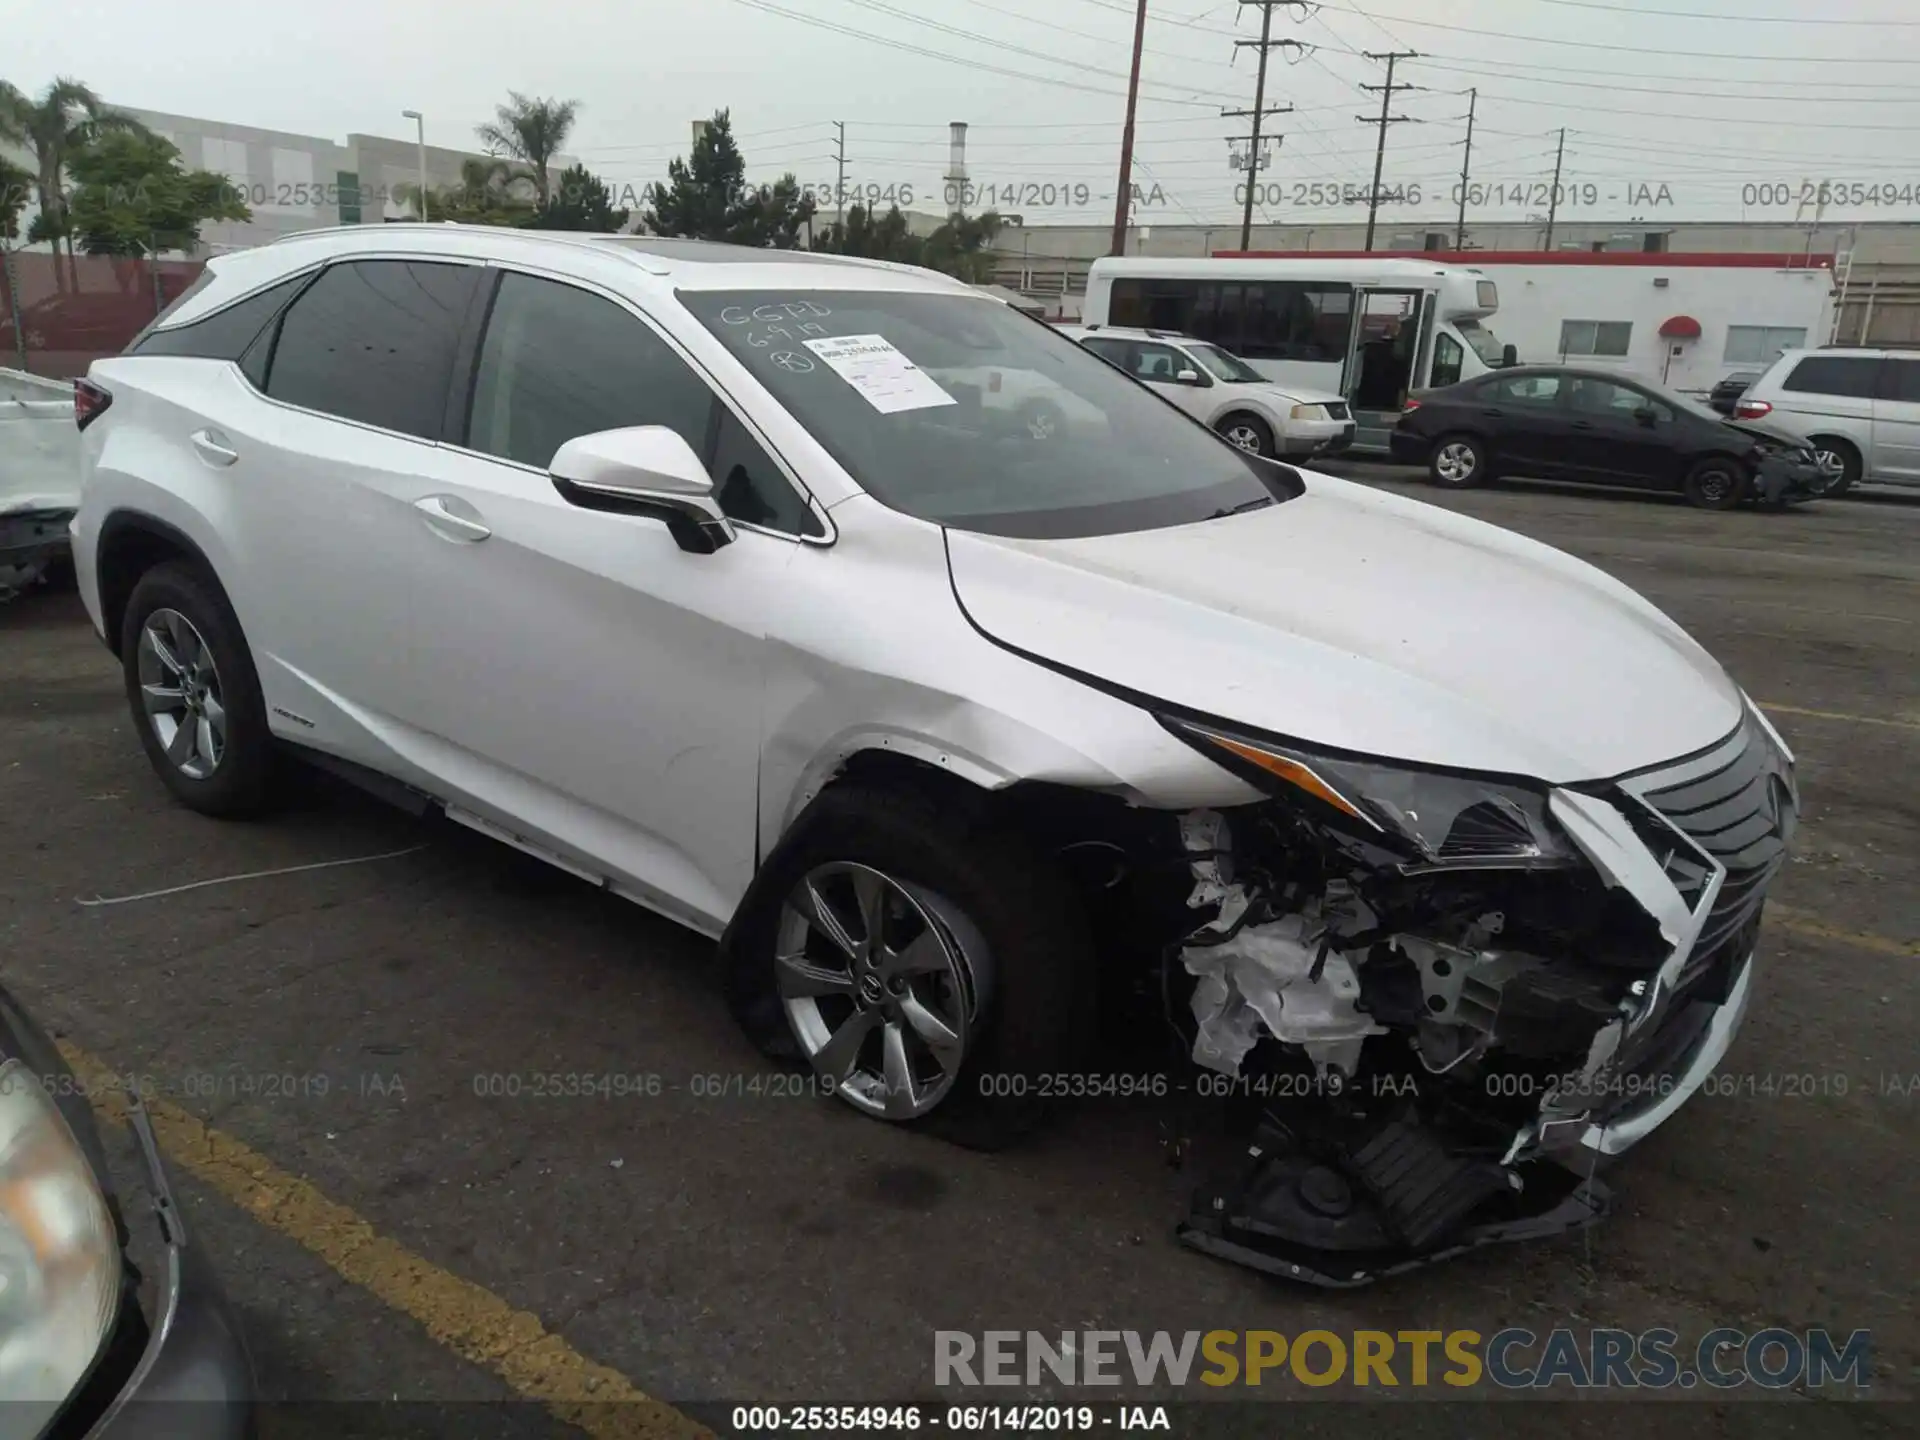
[1060, 325, 1354, 461]
[71, 225, 1794, 1285]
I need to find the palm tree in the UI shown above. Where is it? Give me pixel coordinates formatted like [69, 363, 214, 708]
[0, 78, 148, 290]
[475, 92, 579, 208]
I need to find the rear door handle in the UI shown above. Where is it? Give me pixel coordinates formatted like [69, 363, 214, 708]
[413, 494, 492, 542]
[190, 428, 238, 466]
[1479, 407, 1505, 418]
[1570, 420, 1596, 430]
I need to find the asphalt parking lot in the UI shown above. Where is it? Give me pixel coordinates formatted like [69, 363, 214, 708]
[3, 466, 1916, 1432]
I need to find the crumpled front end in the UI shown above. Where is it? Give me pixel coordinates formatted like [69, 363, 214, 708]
[1166, 704, 1797, 1286]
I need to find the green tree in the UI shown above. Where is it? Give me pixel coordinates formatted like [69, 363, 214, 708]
[811, 202, 921, 264]
[65, 130, 249, 256]
[643, 110, 814, 248]
[522, 163, 629, 232]
[0, 78, 150, 286]
[476, 92, 579, 207]
[0, 154, 31, 242]
[397, 157, 537, 226]
[921, 210, 1004, 283]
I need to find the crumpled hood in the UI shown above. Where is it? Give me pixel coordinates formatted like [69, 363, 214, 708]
[945, 470, 1744, 782]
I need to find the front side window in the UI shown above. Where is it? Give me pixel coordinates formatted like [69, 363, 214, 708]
[1559, 319, 1633, 358]
[1725, 325, 1807, 365]
[1127, 342, 1190, 381]
[264, 260, 480, 439]
[1430, 332, 1464, 389]
[467, 272, 818, 535]
[682, 289, 1294, 539]
[1783, 355, 1882, 399]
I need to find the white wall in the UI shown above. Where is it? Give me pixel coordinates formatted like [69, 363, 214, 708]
[1470, 264, 1835, 395]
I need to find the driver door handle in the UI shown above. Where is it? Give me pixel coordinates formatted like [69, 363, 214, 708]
[190, 428, 239, 466]
[1569, 419, 1596, 431]
[414, 494, 492, 542]
[1479, 407, 1505, 418]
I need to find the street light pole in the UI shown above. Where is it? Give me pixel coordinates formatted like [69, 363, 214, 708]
[401, 110, 429, 220]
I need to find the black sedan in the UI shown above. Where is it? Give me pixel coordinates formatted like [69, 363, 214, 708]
[1388, 365, 1825, 509]
[1708, 369, 1763, 416]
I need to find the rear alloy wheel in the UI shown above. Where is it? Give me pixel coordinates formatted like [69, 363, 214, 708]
[120, 561, 277, 817]
[1808, 438, 1861, 496]
[1217, 413, 1276, 459]
[1429, 433, 1486, 489]
[1683, 458, 1750, 511]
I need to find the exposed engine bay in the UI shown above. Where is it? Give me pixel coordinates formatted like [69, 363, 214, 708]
[1018, 710, 1795, 1286]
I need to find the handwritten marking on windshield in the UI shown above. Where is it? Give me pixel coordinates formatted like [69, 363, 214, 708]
[771, 352, 816, 373]
[720, 301, 834, 325]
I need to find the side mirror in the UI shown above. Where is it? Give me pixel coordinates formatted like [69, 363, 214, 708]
[1501, 344, 1518, 368]
[1175, 368, 1203, 385]
[549, 425, 735, 555]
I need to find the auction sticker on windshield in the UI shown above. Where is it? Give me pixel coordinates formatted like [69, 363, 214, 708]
[803, 333, 956, 414]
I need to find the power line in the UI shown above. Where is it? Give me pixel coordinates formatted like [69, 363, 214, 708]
[1414, 59, 1920, 103]
[1472, 89, 1920, 131]
[1518, 0, 1920, 24]
[1314, 3, 1920, 62]
[830, 0, 1223, 100]
[719, 0, 1221, 106]
[1357, 49, 1420, 251]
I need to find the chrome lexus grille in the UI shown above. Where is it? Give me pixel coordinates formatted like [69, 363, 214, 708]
[1637, 718, 1794, 959]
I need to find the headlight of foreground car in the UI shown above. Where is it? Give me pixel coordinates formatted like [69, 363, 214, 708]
[1289, 403, 1328, 421]
[0, 1058, 120, 1424]
[1167, 721, 1581, 869]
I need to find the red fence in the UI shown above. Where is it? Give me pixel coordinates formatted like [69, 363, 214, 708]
[0, 252, 208, 379]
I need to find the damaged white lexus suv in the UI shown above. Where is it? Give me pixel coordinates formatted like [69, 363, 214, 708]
[72, 227, 1796, 1283]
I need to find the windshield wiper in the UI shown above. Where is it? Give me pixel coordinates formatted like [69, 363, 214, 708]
[1208, 495, 1276, 519]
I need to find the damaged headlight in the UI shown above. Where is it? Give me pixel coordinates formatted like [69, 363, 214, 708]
[1166, 721, 1581, 870]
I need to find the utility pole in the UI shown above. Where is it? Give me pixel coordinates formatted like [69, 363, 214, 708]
[1454, 87, 1476, 252]
[1357, 50, 1421, 252]
[1543, 126, 1567, 251]
[1224, 1, 1297, 253]
[1110, 0, 1151, 256]
[833, 121, 847, 228]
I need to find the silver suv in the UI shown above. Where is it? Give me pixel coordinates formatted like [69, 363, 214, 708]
[1735, 347, 1920, 493]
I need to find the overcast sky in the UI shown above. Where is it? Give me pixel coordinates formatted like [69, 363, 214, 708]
[14, 0, 1920, 228]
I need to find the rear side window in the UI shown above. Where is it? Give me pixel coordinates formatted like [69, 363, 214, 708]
[264, 260, 481, 440]
[129, 274, 309, 361]
[1878, 358, 1920, 403]
[1781, 355, 1881, 399]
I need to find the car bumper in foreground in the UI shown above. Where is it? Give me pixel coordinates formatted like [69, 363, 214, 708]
[81, 1094, 257, 1440]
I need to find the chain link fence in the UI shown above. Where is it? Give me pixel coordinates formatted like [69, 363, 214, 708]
[0, 250, 208, 379]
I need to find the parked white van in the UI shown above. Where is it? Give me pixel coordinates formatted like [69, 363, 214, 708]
[1734, 348, 1920, 494]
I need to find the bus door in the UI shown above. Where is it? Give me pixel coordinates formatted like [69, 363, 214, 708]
[1345, 288, 1434, 450]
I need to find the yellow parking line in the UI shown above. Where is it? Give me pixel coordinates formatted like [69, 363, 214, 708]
[1760, 702, 1920, 732]
[1766, 905, 1920, 959]
[57, 1040, 710, 1440]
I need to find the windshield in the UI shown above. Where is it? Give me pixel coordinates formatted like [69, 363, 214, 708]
[683, 290, 1294, 538]
[1186, 342, 1265, 384]
[1455, 319, 1509, 367]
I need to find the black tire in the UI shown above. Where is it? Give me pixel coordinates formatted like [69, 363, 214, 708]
[1682, 456, 1750, 511]
[1807, 436, 1861, 496]
[119, 561, 277, 818]
[722, 781, 1095, 1150]
[1428, 431, 1488, 489]
[1216, 412, 1277, 459]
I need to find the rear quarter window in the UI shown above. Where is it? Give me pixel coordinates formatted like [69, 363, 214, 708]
[129, 273, 313, 363]
[1781, 355, 1881, 399]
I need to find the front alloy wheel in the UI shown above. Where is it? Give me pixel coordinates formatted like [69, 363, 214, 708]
[775, 862, 989, 1119]
[138, 608, 227, 780]
[1433, 439, 1479, 486]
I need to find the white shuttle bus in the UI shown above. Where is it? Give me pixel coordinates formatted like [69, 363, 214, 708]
[1083, 256, 1513, 452]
